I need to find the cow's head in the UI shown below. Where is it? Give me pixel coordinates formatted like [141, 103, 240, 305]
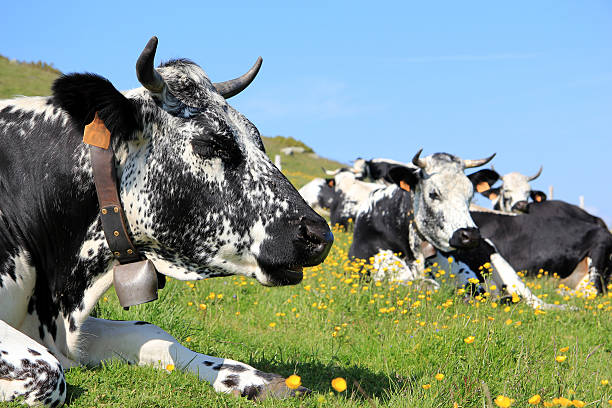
[388, 150, 495, 252]
[471, 166, 546, 213]
[53, 36, 333, 286]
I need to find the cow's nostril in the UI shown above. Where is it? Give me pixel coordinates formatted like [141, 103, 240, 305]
[512, 200, 529, 213]
[298, 217, 334, 266]
[450, 227, 481, 249]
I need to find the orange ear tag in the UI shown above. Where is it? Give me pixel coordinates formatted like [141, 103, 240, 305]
[489, 192, 498, 201]
[476, 182, 490, 193]
[83, 112, 111, 149]
[399, 180, 411, 192]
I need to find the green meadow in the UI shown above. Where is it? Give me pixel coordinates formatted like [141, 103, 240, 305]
[9, 226, 609, 408]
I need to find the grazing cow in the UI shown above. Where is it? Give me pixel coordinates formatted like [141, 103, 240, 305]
[349, 151, 558, 309]
[0, 37, 333, 406]
[471, 166, 547, 213]
[458, 201, 612, 294]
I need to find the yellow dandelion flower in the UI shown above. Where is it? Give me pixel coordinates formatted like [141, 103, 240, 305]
[199, 303, 207, 310]
[422, 383, 431, 389]
[553, 397, 572, 406]
[601, 379, 609, 386]
[166, 364, 175, 372]
[285, 374, 301, 390]
[559, 346, 569, 352]
[555, 355, 567, 363]
[103, 296, 108, 302]
[572, 400, 585, 407]
[435, 373, 444, 381]
[528, 394, 541, 404]
[464, 336, 475, 344]
[494, 395, 514, 407]
[331, 377, 347, 392]
[269, 322, 277, 328]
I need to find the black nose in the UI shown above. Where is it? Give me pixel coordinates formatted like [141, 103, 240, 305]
[449, 227, 481, 249]
[512, 200, 529, 213]
[297, 217, 334, 266]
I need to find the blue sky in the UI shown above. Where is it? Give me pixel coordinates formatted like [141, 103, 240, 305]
[3, 1, 611, 223]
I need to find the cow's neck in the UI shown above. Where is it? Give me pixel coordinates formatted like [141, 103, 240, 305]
[28, 130, 136, 347]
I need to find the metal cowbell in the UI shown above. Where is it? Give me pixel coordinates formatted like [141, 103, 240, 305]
[113, 259, 159, 308]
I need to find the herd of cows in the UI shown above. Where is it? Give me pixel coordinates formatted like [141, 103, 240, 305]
[299, 154, 611, 307]
[0, 37, 610, 406]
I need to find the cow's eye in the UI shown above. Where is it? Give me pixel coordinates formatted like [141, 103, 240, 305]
[191, 134, 242, 165]
[429, 190, 440, 201]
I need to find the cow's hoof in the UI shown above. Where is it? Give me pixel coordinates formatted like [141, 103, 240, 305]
[252, 376, 311, 401]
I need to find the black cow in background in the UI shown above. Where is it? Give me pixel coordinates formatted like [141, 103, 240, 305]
[455, 200, 612, 294]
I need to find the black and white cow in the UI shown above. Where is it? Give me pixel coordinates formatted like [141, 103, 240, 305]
[456, 200, 612, 295]
[326, 158, 411, 185]
[349, 151, 488, 282]
[328, 171, 382, 230]
[297, 177, 336, 214]
[348, 151, 558, 309]
[472, 166, 547, 213]
[0, 37, 333, 406]
[352, 157, 412, 184]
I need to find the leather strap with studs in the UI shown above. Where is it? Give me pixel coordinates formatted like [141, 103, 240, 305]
[85, 114, 141, 264]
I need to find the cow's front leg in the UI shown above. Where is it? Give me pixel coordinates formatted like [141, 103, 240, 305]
[488, 253, 569, 310]
[77, 317, 308, 400]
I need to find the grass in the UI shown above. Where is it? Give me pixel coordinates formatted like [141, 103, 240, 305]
[261, 136, 345, 188]
[4, 226, 608, 407]
[0, 55, 60, 99]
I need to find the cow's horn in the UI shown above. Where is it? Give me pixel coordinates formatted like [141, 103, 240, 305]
[322, 167, 340, 176]
[464, 153, 496, 169]
[412, 149, 426, 168]
[214, 57, 263, 99]
[136, 36, 166, 94]
[527, 166, 543, 181]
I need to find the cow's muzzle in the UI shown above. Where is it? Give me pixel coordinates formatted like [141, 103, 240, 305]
[450, 227, 481, 249]
[297, 216, 334, 266]
[511, 200, 529, 213]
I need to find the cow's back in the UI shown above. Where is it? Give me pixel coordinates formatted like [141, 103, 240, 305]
[471, 202, 612, 278]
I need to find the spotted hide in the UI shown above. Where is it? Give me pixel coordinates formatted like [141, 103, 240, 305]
[0, 37, 332, 406]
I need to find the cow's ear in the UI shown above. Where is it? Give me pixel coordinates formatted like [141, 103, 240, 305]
[481, 186, 501, 201]
[388, 165, 418, 192]
[530, 190, 547, 203]
[467, 169, 500, 193]
[52, 73, 140, 140]
[325, 178, 335, 188]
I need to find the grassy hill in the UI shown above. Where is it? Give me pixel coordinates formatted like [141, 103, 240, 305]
[0, 55, 344, 187]
[0, 55, 61, 98]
